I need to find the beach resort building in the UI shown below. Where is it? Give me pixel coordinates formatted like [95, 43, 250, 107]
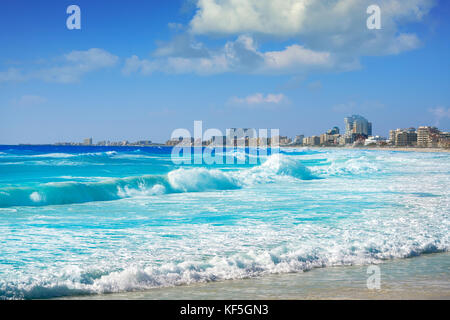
[344, 115, 372, 143]
[417, 126, 440, 147]
[303, 136, 320, 146]
[390, 128, 417, 146]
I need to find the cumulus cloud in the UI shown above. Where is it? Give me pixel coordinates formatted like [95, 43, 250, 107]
[40, 48, 119, 83]
[190, 0, 433, 41]
[153, 34, 209, 58]
[123, 35, 332, 75]
[124, 0, 434, 76]
[188, 0, 433, 69]
[122, 55, 157, 75]
[123, 53, 228, 76]
[0, 48, 118, 83]
[263, 44, 331, 70]
[230, 93, 288, 106]
[190, 0, 309, 36]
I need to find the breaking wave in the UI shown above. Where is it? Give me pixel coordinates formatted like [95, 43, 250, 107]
[1, 238, 446, 299]
[0, 154, 316, 207]
[1, 147, 449, 300]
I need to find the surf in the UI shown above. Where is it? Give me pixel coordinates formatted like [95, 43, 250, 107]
[0, 154, 317, 207]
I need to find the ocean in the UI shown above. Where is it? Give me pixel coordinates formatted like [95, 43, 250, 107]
[0, 145, 448, 299]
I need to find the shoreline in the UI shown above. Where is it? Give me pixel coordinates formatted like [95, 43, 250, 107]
[58, 252, 450, 300]
[2, 144, 449, 153]
[283, 145, 450, 153]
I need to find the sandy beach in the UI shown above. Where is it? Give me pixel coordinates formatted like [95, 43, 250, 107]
[59, 252, 450, 300]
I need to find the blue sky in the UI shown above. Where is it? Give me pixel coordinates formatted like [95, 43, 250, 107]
[0, 0, 449, 144]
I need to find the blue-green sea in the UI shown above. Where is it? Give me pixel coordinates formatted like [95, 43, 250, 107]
[0, 145, 448, 299]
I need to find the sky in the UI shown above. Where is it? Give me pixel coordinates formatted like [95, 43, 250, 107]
[0, 0, 449, 144]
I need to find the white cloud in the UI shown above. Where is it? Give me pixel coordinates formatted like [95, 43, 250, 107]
[123, 55, 157, 75]
[39, 48, 119, 83]
[263, 44, 331, 71]
[65, 48, 118, 68]
[307, 80, 322, 91]
[230, 93, 288, 106]
[123, 54, 228, 76]
[168, 22, 184, 31]
[153, 34, 209, 58]
[125, 0, 434, 76]
[429, 106, 450, 125]
[190, 0, 309, 36]
[12, 95, 47, 107]
[0, 68, 26, 82]
[190, 0, 434, 38]
[0, 2, 436, 82]
[123, 35, 332, 75]
[0, 48, 118, 83]
[429, 106, 450, 118]
[385, 33, 421, 55]
[189, 0, 434, 64]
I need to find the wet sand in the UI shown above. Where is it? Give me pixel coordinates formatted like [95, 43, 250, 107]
[60, 252, 450, 300]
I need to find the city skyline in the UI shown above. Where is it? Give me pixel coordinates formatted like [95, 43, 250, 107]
[1, 0, 449, 144]
[14, 114, 449, 149]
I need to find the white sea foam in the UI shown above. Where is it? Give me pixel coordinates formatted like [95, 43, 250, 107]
[168, 168, 241, 192]
[117, 183, 167, 198]
[29, 192, 43, 202]
[242, 153, 316, 182]
[31, 151, 118, 158]
[314, 157, 380, 176]
[1, 236, 447, 299]
[1, 148, 448, 299]
[31, 153, 77, 158]
[0, 154, 316, 207]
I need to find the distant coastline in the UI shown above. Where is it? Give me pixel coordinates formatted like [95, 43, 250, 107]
[3, 144, 448, 153]
[284, 145, 450, 153]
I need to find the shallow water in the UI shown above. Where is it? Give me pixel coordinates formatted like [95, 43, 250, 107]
[0, 146, 448, 299]
[63, 252, 450, 300]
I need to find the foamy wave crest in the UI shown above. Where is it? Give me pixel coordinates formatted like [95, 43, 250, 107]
[310, 156, 381, 177]
[168, 168, 241, 192]
[1, 238, 446, 299]
[30, 153, 78, 158]
[0, 154, 316, 207]
[0, 176, 169, 207]
[280, 148, 321, 155]
[240, 153, 317, 183]
[29, 151, 118, 159]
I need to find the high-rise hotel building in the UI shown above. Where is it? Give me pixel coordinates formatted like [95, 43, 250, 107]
[344, 115, 372, 143]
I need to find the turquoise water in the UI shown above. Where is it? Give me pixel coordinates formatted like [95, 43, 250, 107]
[0, 146, 449, 299]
